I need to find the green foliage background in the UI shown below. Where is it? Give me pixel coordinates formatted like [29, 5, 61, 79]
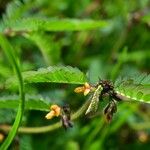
[0, 0, 150, 150]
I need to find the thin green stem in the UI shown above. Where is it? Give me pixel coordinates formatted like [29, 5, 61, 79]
[0, 100, 90, 134]
[129, 122, 150, 130]
[83, 118, 105, 150]
[0, 34, 25, 150]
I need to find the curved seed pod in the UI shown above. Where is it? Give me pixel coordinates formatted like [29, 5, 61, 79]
[85, 85, 103, 116]
[104, 100, 117, 122]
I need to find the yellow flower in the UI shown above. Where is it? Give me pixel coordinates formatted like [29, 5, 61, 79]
[45, 104, 61, 120]
[74, 82, 93, 96]
[0, 133, 4, 143]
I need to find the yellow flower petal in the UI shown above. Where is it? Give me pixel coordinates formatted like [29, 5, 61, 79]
[84, 82, 90, 88]
[51, 104, 61, 116]
[45, 111, 55, 119]
[84, 89, 90, 96]
[45, 104, 61, 120]
[74, 87, 85, 93]
[74, 82, 92, 96]
[0, 133, 4, 143]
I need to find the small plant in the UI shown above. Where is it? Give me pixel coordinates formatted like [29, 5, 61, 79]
[0, 1, 150, 150]
[46, 77, 149, 129]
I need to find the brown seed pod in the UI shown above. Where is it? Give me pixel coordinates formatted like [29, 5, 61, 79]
[61, 104, 73, 129]
[104, 100, 117, 122]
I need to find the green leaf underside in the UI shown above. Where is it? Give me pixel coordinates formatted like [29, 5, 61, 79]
[116, 86, 150, 103]
[85, 85, 103, 115]
[0, 95, 49, 111]
[115, 74, 150, 103]
[6, 66, 87, 88]
[25, 32, 60, 65]
[115, 73, 150, 86]
[0, 18, 109, 33]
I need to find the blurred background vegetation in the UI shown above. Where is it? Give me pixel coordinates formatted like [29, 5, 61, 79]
[0, 0, 150, 149]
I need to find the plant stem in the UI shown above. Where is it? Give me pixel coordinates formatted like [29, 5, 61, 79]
[129, 122, 150, 130]
[0, 34, 25, 150]
[0, 100, 90, 134]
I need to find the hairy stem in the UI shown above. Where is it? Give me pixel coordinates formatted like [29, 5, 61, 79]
[0, 100, 90, 134]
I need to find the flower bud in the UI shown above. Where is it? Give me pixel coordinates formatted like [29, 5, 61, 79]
[45, 104, 61, 120]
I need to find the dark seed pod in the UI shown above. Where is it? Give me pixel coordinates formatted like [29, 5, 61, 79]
[61, 115, 73, 129]
[62, 105, 71, 117]
[104, 100, 117, 122]
[61, 104, 73, 129]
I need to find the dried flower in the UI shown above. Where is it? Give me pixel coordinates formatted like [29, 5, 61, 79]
[104, 101, 117, 123]
[0, 133, 4, 143]
[74, 82, 94, 96]
[61, 104, 73, 129]
[45, 104, 73, 129]
[138, 131, 148, 143]
[45, 104, 61, 120]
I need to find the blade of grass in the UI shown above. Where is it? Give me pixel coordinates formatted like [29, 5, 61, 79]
[0, 34, 25, 150]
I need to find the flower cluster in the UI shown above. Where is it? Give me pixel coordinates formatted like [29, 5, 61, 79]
[45, 104, 61, 120]
[45, 104, 73, 129]
[46, 81, 120, 129]
[74, 82, 95, 96]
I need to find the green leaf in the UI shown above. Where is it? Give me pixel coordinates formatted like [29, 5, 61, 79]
[25, 32, 61, 65]
[0, 109, 16, 124]
[20, 135, 33, 150]
[115, 73, 150, 87]
[115, 73, 150, 103]
[3, 0, 29, 21]
[0, 95, 49, 111]
[0, 17, 109, 33]
[6, 66, 87, 88]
